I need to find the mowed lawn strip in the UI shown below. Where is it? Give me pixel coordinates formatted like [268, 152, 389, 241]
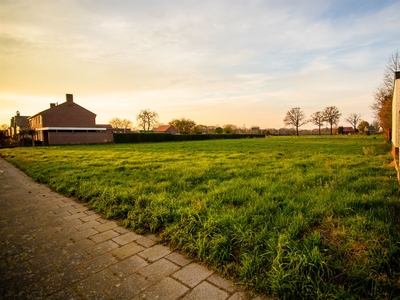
[1, 135, 399, 299]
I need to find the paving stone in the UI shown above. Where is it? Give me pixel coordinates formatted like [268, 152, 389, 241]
[91, 240, 119, 256]
[110, 241, 144, 260]
[75, 219, 102, 231]
[166, 251, 192, 267]
[172, 263, 214, 288]
[136, 236, 157, 248]
[110, 255, 148, 278]
[94, 221, 118, 232]
[2, 261, 33, 281]
[146, 233, 158, 241]
[13, 282, 47, 300]
[182, 281, 229, 300]
[207, 273, 237, 293]
[52, 267, 86, 292]
[70, 228, 99, 242]
[90, 229, 120, 244]
[32, 264, 85, 295]
[63, 212, 87, 222]
[65, 238, 96, 254]
[108, 273, 151, 300]
[31, 264, 60, 293]
[51, 223, 81, 239]
[58, 202, 75, 208]
[72, 269, 119, 299]
[81, 253, 118, 274]
[69, 207, 89, 214]
[135, 277, 189, 300]
[138, 258, 180, 283]
[228, 291, 250, 300]
[52, 209, 73, 218]
[29, 249, 66, 269]
[46, 287, 81, 300]
[64, 251, 92, 267]
[113, 226, 131, 234]
[80, 213, 101, 222]
[112, 232, 141, 245]
[138, 244, 171, 262]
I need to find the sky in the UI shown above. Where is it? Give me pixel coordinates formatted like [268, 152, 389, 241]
[1, 0, 399, 130]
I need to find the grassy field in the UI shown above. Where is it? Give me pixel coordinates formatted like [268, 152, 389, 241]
[1, 135, 400, 299]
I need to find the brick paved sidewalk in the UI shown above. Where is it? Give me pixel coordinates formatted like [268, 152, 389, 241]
[0, 158, 266, 300]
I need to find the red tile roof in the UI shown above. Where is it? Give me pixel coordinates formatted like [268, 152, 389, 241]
[155, 125, 172, 132]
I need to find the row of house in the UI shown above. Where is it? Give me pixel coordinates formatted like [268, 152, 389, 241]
[6, 90, 385, 146]
[7, 94, 182, 146]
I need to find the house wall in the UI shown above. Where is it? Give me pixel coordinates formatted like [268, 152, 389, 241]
[391, 71, 400, 170]
[30, 94, 97, 130]
[40, 103, 96, 128]
[46, 131, 113, 145]
[166, 127, 179, 134]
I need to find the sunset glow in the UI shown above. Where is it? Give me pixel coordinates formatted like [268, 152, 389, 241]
[1, 0, 399, 129]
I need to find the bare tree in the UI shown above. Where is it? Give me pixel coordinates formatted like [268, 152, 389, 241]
[283, 107, 308, 136]
[372, 119, 381, 131]
[345, 113, 362, 132]
[310, 111, 325, 135]
[371, 50, 400, 139]
[109, 117, 123, 128]
[322, 106, 341, 135]
[0, 124, 10, 146]
[120, 119, 132, 132]
[136, 109, 159, 131]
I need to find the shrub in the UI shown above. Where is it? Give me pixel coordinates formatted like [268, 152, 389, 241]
[113, 133, 266, 143]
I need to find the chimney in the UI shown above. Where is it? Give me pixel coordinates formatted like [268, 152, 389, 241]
[16, 111, 20, 116]
[66, 94, 73, 103]
[50, 103, 56, 108]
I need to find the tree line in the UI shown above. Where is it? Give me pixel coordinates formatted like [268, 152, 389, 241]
[110, 106, 372, 136]
[371, 50, 400, 140]
[283, 107, 379, 136]
[284, 106, 344, 136]
[108, 109, 257, 134]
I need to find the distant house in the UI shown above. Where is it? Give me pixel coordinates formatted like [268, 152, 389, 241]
[365, 126, 377, 133]
[154, 125, 180, 134]
[28, 94, 113, 145]
[8, 111, 31, 145]
[9, 111, 30, 137]
[343, 127, 355, 134]
[251, 126, 260, 134]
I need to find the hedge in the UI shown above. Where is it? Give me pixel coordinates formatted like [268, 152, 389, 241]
[113, 133, 266, 143]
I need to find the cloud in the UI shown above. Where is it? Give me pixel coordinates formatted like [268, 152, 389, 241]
[0, 0, 398, 128]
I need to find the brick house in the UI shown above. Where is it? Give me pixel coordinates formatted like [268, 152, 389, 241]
[365, 126, 377, 133]
[342, 127, 355, 134]
[29, 94, 113, 145]
[9, 111, 31, 141]
[154, 125, 180, 134]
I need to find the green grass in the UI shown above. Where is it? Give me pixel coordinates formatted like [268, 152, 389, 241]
[1, 135, 400, 299]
